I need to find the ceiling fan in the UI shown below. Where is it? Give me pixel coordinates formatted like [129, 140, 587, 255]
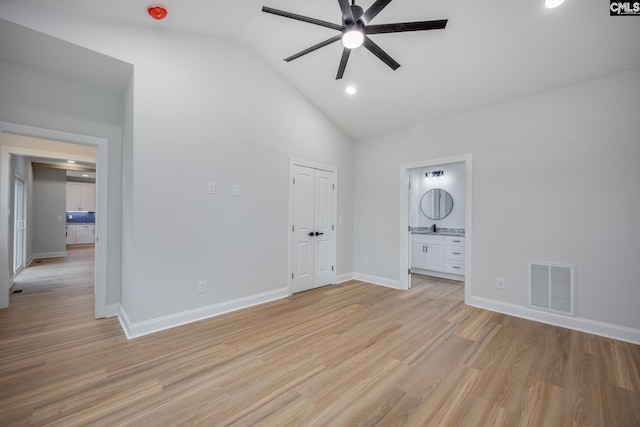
[262, 0, 448, 80]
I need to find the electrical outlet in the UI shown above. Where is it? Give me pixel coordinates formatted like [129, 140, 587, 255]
[363, 258, 369, 266]
[198, 281, 207, 293]
[496, 278, 505, 289]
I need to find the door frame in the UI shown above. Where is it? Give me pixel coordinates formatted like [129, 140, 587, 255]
[13, 176, 26, 276]
[0, 122, 109, 318]
[288, 158, 338, 295]
[399, 154, 473, 305]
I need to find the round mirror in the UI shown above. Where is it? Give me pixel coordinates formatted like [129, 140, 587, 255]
[420, 188, 454, 220]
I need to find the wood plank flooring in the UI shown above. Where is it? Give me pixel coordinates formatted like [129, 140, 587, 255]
[1, 249, 639, 426]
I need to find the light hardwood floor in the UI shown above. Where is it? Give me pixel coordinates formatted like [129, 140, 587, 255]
[1, 248, 639, 426]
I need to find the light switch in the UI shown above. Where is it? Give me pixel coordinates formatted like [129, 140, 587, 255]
[207, 182, 215, 195]
[232, 185, 240, 196]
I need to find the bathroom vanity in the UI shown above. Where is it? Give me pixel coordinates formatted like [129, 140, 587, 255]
[411, 228, 465, 281]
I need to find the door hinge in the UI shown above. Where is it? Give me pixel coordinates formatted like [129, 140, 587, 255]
[292, 273, 294, 279]
[408, 226, 411, 232]
[332, 265, 334, 271]
[408, 182, 411, 190]
[292, 225, 295, 232]
[293, 178, 295, 184]
[408, 268, 411, 275]
[332, 183, 335, 190]
[332, 224, 335, 231]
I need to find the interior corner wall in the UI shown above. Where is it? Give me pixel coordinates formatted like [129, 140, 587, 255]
[0, 57, 125, 307]
[123, 31, 355, 325]
[353, 68, 640, 332]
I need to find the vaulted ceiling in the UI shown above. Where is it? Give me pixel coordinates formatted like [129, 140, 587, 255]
[1, 0, 639, 139]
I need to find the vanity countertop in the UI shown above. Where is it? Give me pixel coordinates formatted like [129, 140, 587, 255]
[411, 227, 465, 237]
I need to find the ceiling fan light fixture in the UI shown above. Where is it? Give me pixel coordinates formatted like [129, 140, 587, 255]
[342, 29, 364, 49]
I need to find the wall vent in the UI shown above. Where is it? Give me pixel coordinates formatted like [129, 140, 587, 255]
[528, 261, 575, 317]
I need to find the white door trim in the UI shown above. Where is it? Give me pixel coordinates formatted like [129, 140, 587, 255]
[0, 122, 109, 318]
[288, 158, 338, 295]
[399, 154, 473, 305]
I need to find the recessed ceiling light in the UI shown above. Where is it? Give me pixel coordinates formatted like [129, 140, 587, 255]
[345, 86, 356, 95]
[67, 160, 76, 164]
[545, 0, 565, 8]
[82, 174, 89, 177]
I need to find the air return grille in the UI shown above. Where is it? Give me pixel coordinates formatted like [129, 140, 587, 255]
[529, 261, 575, 316]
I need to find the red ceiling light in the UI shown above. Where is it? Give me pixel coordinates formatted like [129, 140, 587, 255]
[147, 5, 168, 20]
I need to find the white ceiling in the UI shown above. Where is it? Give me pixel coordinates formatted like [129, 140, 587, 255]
[1, 0, 639, 139]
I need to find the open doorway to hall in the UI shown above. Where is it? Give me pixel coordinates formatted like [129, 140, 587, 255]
[0, 126, 108, 318]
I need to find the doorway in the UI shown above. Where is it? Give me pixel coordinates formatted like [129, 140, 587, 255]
[0, 122, 109, 317]
[289, 160, 337, 294]
[399, 155, 472, 304]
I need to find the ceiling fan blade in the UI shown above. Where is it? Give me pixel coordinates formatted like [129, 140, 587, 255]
[337, 0, 355, 24]
[336, 48, 351, 80]
[363, 36, 400, 70]
[362, 0, 393, 23]
[262, 6, 343, 31]
[365, 19, 448, 34]
[284, 34, 343, 62]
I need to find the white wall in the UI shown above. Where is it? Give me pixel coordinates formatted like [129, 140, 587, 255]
[0, 57, 124, 306]
[31, 166, 66, 255]
[0, 5, 355, 332]
[410, 161, 465, 229]
[354, 68, 640, 334]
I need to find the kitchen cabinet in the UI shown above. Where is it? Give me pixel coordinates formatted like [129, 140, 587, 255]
[66, 224, 95, 245]
[75, 224, 95, 244]
[411, 234, 464, 279]
[66, 182, 95, 212]
[66, 224, 76, 245]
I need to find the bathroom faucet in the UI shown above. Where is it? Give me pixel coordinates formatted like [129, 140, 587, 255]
[432, 224, 437, 232]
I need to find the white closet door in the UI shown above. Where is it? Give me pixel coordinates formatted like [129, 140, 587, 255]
[292, 165, 315, 293]
[291, 165, 336, 293]
[313, 169, 333, 288]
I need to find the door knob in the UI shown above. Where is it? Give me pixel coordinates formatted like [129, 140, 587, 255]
[315, 232, 324, 236]
[308, 232, 315, 237]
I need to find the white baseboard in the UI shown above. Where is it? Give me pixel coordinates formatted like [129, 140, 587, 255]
[31, 251, 66, 260]
[335, 273, 355, 284]
[470, 296, 640, 345]
[118, 287, 290, 339]
[105, 304, 120, 318]
[353, 272, 401, 290]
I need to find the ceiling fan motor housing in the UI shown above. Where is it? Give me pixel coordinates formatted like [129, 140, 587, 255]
[347, 5, 364, 25]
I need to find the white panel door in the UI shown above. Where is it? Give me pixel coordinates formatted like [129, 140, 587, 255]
[313, 169, 334, 288]
[292, 165, 335, 293]
[292, 166, 315, 293]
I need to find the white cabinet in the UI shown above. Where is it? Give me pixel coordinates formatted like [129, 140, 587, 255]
[411, 234, 445, 272]
[66, 182, 95, 212]
[66, 225, 76, 245]
[411, 234, 465, 279]
[66, 224, 95, 245]
[443, 236, 465, 275]
[75, 224, 95, 244]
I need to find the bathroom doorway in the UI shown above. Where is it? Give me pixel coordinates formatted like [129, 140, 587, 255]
[399, 155, 472, 304]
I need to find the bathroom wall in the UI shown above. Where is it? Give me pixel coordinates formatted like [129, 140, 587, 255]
[410, 161, 465, 229]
